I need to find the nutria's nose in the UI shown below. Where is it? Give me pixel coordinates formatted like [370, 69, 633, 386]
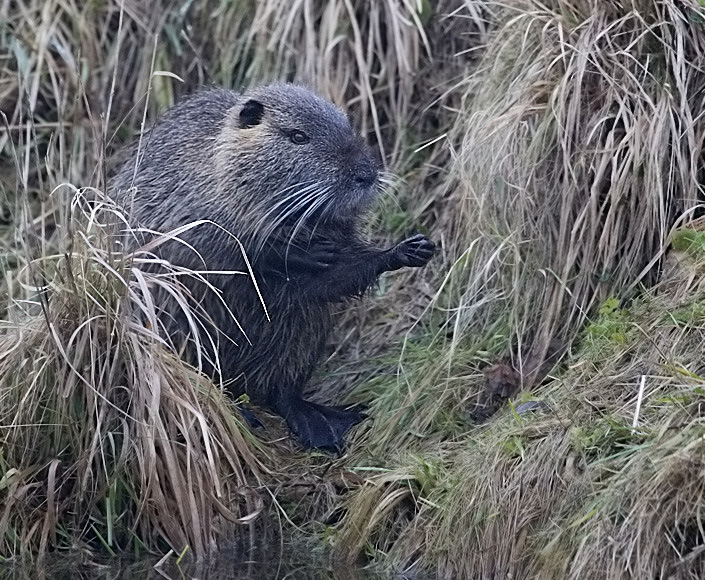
[353, 160, 379, 188]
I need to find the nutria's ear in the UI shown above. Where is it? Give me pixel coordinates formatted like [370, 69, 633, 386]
[239, 99, 265, 129]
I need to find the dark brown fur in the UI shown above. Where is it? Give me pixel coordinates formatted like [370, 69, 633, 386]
[112, 84, 434, 451]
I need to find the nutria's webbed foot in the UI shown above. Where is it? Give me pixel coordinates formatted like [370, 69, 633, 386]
[386, 233, 436, 270]
[279, 398, 366, 453]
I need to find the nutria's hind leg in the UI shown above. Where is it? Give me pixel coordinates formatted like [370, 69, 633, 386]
[274, 396, 367, 453]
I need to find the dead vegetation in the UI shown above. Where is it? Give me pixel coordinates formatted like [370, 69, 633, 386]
[334, 1, 705, 578]
[0, 189, 266, 559]
[2, 0, 705, 578]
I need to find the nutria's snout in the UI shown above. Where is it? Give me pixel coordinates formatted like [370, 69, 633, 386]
[335, 153, 379, 218]
[352, 163, 379, 190]
[337, 134, 379, 191]
[352, 157, 379, 189]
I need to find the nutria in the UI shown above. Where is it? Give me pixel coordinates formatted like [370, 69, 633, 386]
[112, 83, 435, 452]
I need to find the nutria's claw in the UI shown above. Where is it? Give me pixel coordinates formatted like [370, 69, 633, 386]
[280, 398, 366, 453]
[391, 233, 436, 268]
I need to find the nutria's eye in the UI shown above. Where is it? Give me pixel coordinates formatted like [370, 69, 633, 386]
[287, 130, 310, 145]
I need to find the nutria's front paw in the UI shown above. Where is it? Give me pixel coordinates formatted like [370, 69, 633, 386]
[305, 240, 343, 269]
[279, 241, 342, 272]
[389, 233, 436, 269]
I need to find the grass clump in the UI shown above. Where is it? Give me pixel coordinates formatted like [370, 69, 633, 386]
[332, 0, 705, 576]
[440, 0, 705, 367]
[339, 280, 705, 577]
[0, 188, 264, 561]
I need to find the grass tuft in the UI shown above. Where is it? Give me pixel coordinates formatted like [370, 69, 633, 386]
[0, 188, 264, 560]
[441, 0, 705, 367]
[333, 1, 705, 576]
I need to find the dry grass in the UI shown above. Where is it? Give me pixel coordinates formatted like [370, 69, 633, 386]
[334, 1, 705, 577]
[440, 0, 705, 374]
[4, 0, 705, 576]
[345, 0, 705, 451]
[0, 0, 485, 170]
[0, 187, 265, 560]
[338, 266, 705, 578]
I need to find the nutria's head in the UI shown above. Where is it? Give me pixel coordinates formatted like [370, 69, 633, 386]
[215, 83, 380, 241]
